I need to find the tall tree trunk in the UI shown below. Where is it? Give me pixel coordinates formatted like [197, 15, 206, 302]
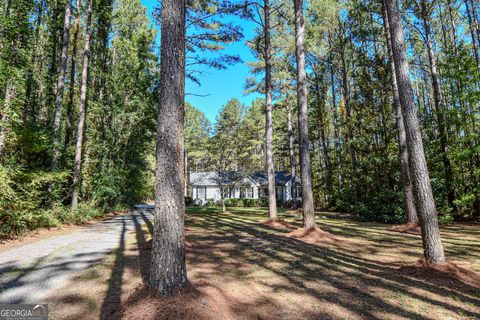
[0, 82, 15, 158]
[24, 0, 44, 122]
[329, 60, 342, 191]
[51, 0, 72, 170]
[315, 72, 332, 200]
[385, 0, 446, 263]
[465, 0, 480, 72]
[339, 43, 356, 173]
[287, 103, 297, 209]
[293, 0, 316, 230]
[149, 0, 188, 296]
[264, 0, 277, 219]
[71, 0, 93, 208]
[64, 0, 81, 150]
[382, 1, 418, 224]
[420, 1, 455, 212]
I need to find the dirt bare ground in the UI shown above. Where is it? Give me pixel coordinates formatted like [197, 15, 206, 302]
[46, 208, 480, 320]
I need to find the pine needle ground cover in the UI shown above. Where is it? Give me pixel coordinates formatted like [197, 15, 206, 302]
[47, 208, 480, 320]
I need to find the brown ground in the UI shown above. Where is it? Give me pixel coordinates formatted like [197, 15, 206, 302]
[259, 219, 296, 229]
[47, 207, 480, 320]
[286, 226, 337, 244]
[388, 223, 421, 235]
[0, 209, 129, 253]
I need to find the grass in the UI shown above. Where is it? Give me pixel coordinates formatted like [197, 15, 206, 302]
[47, 207, 480, 320]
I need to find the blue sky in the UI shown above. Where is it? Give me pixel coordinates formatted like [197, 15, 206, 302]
[141, 0, 261, 123]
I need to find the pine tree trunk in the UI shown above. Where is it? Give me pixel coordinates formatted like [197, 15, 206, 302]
[287, 103, 297, 209]
[0, 82, 15, 158]
[264, 0, 277, 220]
[465, 0, 480, 72]
[51, 0, 72, 170]
[64, 0, 81, 151]
[339, 44, 356, 173]
[293, 0, 316, 230]
[315, 72, 332, 200]
[149, 0, 187, 296]
[329, 59, 342, 191]
[382, 0, 418, 224]
[420, 1, 455, 212]
[385, 0, 446, 263]
[71, 0, 93, 208]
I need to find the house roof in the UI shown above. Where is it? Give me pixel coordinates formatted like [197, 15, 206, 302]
[189, 172, 243, 186]
[189, 171, 296, 186]
[250, 171, 294, 186]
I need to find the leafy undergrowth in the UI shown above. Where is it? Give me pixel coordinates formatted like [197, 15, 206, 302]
[47, 207, 480, 320]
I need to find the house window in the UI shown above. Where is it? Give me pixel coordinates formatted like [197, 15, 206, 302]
[196, 187, 206, 199]
[221, 187, 234, 199]
[296, 185, 301, 198]
[240, 187, 254, 198]
[276, 187, 282, 200]
[260, 187, 269, 198]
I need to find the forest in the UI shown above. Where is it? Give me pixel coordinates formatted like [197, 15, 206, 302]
[1, 0, 480, 317]
[3, 0, 480, 237]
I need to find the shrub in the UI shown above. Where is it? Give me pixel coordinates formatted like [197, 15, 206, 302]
[257, 197, 268, 207]
[243, 199, 257, 207]
[204, 198, 215, 207]
[225, 198, 239, 207]
[438, 204, 454, 225]
[185, 196, 193, 206]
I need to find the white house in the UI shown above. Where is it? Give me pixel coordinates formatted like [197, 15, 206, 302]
[189, 171, 302, 205]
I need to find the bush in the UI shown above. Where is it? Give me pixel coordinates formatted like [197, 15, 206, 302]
[257, 197, 269, 207]
[0, 166, 70, 237]
[204, 198, 215, 207]
[225, 198, 238, 207]
[243, 199, 257, 207]
[185, 196, 193, 206]
[438, 204, 454, 225]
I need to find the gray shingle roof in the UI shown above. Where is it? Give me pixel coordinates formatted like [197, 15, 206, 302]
[250, 171, 293, 185]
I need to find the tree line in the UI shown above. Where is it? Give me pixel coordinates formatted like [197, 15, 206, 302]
[187, 0, 480, 226]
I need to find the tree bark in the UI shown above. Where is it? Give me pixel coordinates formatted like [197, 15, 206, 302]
[64, 0, 81, 151]
[71, 0, 93, 208]
[293, 0, 316, 230]
[264, 0, 277, 220]
[0, 82, 15, 158]
[382, 0, 418, 224]
[51, 0, 72, 170]
[149, 0, 188, 296]
[329, 59, 342, 191]
[287, 103, 297, 209]
[314, 69, 332, 200]
[420, 1, 455, 212]
[465, 0, 480, 72]
[339, 38, 356, 173]
[385, 0, 446, 263]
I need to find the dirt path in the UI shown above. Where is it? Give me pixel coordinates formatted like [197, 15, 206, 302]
[0, 205, 153, 304]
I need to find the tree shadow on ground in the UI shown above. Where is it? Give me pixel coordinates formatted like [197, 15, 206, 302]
[175, 211, 480, 319]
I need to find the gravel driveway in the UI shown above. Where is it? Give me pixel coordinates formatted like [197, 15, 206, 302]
[0, 205, 153, 304]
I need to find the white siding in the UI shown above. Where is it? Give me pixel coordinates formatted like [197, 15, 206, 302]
[206, 186, 221, 201]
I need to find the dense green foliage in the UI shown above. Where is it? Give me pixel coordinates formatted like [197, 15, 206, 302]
[2, 0, 480, 236]
[185, 0, 480, 224]
[0, 0, 157, 237]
